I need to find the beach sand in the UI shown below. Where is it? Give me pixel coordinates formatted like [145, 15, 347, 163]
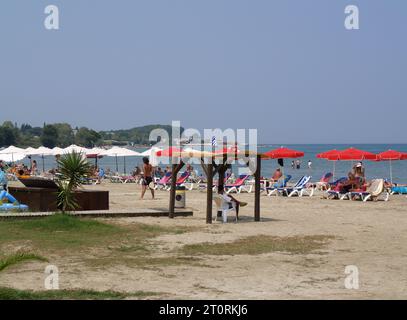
[1, 181, 407, 299]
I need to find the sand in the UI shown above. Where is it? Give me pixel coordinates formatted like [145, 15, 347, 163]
[1, 181, 407, 299]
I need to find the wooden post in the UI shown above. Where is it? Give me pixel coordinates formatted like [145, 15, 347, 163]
[254, 154, 261, 222]
[169, 164, 177, 219]
[206, 163, 213, 224]
[169, 162, 184, 218]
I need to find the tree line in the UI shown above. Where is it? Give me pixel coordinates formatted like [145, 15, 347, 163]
[0, 121, 179, 148]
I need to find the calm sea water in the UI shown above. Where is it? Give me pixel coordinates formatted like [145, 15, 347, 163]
[21, 144, 407, 184]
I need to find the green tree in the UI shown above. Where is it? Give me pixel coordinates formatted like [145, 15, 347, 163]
[74, 127, 101, 147]
[56, 152, 91, 212]
[41, 124, 58, 148]
[0, 122, 18, 147]
[54, 123, 74, 147]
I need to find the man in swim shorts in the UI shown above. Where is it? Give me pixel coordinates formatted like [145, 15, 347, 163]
[140, 157, 155, 200]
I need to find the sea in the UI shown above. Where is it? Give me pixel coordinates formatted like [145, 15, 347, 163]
[19, 144, 407, 184]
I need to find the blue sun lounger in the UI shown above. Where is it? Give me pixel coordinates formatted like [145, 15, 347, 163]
[266, 175, 292, 196]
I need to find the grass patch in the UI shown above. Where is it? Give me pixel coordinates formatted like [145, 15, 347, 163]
[0, 214, 123, 250]
[0, 287, 160, 300]
[0, 251, 48, 272]
[180, 235, 334, 256]
[0, 214, 197, 270]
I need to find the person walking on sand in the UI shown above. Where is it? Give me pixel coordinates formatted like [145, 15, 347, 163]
[140, 157, 155, 200]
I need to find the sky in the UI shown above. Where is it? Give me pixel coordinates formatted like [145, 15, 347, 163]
[0, 0, 406, 144]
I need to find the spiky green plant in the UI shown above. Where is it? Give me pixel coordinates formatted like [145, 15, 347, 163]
[56, 151, 91, 212]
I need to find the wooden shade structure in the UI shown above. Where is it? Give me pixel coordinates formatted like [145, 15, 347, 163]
[157, 146, 263, 223]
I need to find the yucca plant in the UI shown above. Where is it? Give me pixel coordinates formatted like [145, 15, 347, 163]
[56, 151, 91, 212]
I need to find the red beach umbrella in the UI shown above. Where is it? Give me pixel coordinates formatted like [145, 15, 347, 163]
[376, 149, 407, 161]
[156, 147, 183, 157]
[316, 149, 341, 180]
[316, 149, 340, 159]
[326, 147, 377, 161]
[263, 147, 304, 176]
[376, 149, 407, 184]
[263, 147, 304, 159]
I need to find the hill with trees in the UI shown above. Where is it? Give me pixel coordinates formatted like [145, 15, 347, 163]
[0, 121, 181, 148]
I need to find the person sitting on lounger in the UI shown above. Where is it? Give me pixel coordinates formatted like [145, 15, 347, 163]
[337, 172, 362, 193]
[352, 162, 366, 184]
[271, 168, 283, 182]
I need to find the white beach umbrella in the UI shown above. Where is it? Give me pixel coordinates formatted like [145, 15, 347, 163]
[51, 147, 64, 155]
[62, 144, 89, 154]
[0, 146, 26, 162]
[24, 147, 38, 155]
[85, 147, 106, 156]
[0, 153, 26, 162]
[24, 146, 53, 172]
[100, 146, 141, 173]
[140, 147, 162, 167]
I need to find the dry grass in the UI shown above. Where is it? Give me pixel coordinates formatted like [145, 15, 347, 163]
[180, 235, 335, 256]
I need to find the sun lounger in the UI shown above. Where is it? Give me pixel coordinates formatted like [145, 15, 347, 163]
[166, 171, 190, 191]
[197, 172, 231, 191]
[327, 177, 347, 190]
[349, 179, 389, 202]
[154, 172, 172, 190]
[277, 176, 313, 197]
[315, 172, 333, 190]
[224, 175, 250, 194]
[326, 189, 351, 200]
[266, 175, 292, 196]
[391, 186, 407, 195]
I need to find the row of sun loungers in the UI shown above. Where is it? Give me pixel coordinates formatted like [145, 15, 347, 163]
[104, 170, 399, 202]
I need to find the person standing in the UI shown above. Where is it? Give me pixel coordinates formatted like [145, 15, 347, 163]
[296, 159, 301, 169]
[31, 159, 38, 175]
[307, 160, 312, 169]
[140, 157, 155, 200]
[0, 164, 8, 191]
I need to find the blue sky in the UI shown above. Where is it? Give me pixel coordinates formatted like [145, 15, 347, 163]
[0, 0, 406, 143]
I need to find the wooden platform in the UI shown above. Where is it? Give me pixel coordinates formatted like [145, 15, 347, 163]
[8, 186, 109, 212]
[0, 209, 193, 220]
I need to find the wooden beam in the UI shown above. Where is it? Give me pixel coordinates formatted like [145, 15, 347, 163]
[206, 163, 214, 224]
[169, 161, 184, 218]
[254, 154, 261, 222]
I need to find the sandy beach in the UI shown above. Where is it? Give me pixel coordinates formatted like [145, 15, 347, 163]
[1, 180, 406, 299]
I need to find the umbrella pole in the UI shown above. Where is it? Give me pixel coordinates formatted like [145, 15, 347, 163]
[115, 155, 118, 173]
[333, 161, 336, 181]
[390, 160, 393, 185]
[42, 155, 45, 173]
[124, 157, 126, 174]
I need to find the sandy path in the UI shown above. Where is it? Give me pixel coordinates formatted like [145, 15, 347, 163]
[1, 181, 406, 299]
